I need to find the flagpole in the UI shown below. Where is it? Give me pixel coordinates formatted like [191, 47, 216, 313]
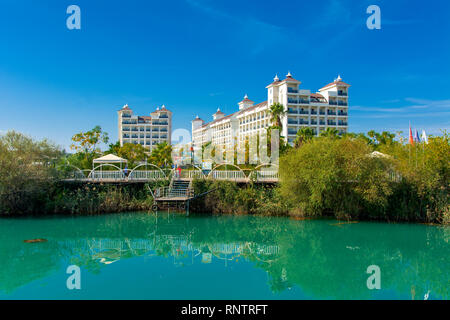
[408, 122, 411, 166]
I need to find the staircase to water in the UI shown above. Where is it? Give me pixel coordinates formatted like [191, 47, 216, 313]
[168, 179, 191, 198]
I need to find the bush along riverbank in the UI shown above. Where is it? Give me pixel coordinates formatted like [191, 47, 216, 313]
[1, 181, 160, 216]
[190, 180, 289, 216]
[190, 134, 449, 224]
[47, 182, 157, 215]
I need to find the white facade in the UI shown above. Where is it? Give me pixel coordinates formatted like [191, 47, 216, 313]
[118, 104, 172, 150]
[192, 72, 350, 150]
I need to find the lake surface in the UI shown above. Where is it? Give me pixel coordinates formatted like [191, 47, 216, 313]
[0, 212, 448, 300]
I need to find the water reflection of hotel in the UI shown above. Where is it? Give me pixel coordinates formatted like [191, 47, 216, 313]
[59, 236, 279, 266]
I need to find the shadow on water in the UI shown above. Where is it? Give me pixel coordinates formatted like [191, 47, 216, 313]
[0, 212, 448, 299]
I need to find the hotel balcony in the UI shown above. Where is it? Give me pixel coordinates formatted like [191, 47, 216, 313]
[123, 134, 130, 139]
[288, 108, 297, 114]
[319, 111, 325, 115]
[338, 101, 348, 106]
[159, 115, 169, 119]
[288, 129, 298, 135]
[311, 120, 317, 125]
[338, 121, 348, 126]
[327, 120, 337, 126]
[298, 120, 309, 125]
[329, 101, 337, 105]
[338, 91, 348, 96]
[131, 135, 138, 139]
[287, 87, 298, 93]
[299, 110, 309, 115]
[311, 110, 317, 115]
[122, 114, 131, 118]
[337, 111, 348, 116]
[288, 99, 299, 104]
[299, 99, 310, 104]
[319, 121, 325, 125]
[327, 110, 337, 115]
[288, 119, 298, 125]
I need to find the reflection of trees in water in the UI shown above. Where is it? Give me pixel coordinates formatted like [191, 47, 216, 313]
[0, 213, 448, 299]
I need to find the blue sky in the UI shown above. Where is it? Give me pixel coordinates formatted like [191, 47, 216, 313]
[0, 0, 449, 150]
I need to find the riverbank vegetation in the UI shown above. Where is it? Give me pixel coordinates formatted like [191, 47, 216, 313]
[0, 130, 162, 216]
[279, 133, 449, 223]
[191, 131, 449, 224]
[0, 128, 448, 223]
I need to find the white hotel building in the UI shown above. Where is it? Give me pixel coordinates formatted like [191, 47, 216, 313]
[191, 72, 349, 150]
[117, 104, 172, 151]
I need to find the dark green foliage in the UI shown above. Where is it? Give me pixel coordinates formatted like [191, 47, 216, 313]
[46, 182, 155, 215]
[190, 179, 288, 215]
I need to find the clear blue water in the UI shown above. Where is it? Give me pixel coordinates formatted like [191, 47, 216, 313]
[0, 212, 448, 300]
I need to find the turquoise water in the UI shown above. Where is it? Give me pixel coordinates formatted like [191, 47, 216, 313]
[0, 212, 448, 300]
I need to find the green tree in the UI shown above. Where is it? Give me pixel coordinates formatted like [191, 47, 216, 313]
[319, 127, 340, 138]
[106, 141, 121, 155]
[268, 103, 286, 129]
[379, 131, 449, 223]
[150, 142, 173, 167]
[70, 126, 109, 154]
[293, 127, 315, 148]
[0, 131, 63, 215]
[279, 136, 394, 219]
[367, 130, 396, 148]
[106, 142, 147, 168]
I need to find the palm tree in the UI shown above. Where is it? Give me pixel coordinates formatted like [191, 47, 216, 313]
[367, 130, 396, 146]
[150, 142, 173, 167]
[319, 127, 340, 138]
[269, 103, 286, 129]
[294, 127, 315, 148]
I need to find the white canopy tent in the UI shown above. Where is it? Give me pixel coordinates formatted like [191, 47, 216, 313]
[93, 154, 128, 170]
[369, 151, 391, 159]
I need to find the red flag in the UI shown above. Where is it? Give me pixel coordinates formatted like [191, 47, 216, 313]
[409, 125, 414, 145]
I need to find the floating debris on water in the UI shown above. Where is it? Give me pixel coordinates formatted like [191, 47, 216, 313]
[23, 239, 48, 243]
[331, 221, 359, 226]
